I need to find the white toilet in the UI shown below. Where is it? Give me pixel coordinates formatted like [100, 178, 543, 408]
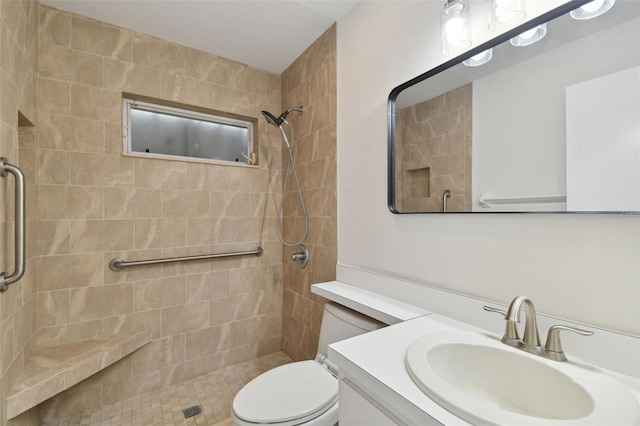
[232, 301, 386, 426]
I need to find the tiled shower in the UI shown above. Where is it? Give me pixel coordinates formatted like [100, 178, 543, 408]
[0, 1, 336, 424]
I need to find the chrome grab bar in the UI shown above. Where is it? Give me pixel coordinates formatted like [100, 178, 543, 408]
[1, 158, 25, 292]
[443, 189, 452, 213]
[109, 247, 263, 271]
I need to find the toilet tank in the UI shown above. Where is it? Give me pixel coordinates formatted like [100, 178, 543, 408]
[317, 302, 386, 357]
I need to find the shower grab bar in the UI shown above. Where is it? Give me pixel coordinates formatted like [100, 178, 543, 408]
[1, 158, 25, 292]
[109, 247, 263, 271]
[478, 194, 567, 208]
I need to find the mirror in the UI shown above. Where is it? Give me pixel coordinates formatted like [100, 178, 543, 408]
[388, 0, 640, 213]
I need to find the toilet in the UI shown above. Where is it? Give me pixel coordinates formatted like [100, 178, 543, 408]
[232, 301, 386, 426]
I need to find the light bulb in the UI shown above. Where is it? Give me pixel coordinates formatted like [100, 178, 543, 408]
[445, 17, 465, 41]
[570, 0, 615, 20]
[489, 0, 526, 31]
[582, 0, 605, 12]
[510, 23, 547, 46]
[519, 28, 537, 40]
[441, 0, 472, 56]
[463, 48, 493, 67]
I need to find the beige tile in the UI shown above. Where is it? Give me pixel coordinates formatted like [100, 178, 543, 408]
[132, 35, 185, 74]
[39, 6, 71, 48]
[36, 319, 104, 348]
[161, 190, 209, 218]
[70, 153, 134, 187]
[130, 334, 185, 375]
[37, 149, 70, 185]
[70, 85, 116, 121]
[209, 294, 250, 326]
[36, 290, 69, 328]
[104, 58, 162, 97]
[185, 48, 229, 86]
[102, 310, 162, 340]
[37, 185, 103, 220]
[160, 73, 210, 107]
[186, 218, 230, 246]
[38, 114, 74, 150]
[104, 188, 161, 219]
[185, 324, 230, 360]
[71, 16, 133, 61]
[39, 44, 103, 87]
[134, 158, 186, 189]
[69, 284, 133, 322]
[37, 253, 103, 291]
[160, 301, 209, 337]
[37, 220, 70, 256]
[186, 270, 230, 303]
[229, 64, 266, 96]
[133, 276, 186, 311]
[38, 79, 70, 115]
[229, 266, 267, 296]
[70, 220, 134, 253]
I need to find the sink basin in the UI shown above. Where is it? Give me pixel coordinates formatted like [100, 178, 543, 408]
[406, 331, 640, 425]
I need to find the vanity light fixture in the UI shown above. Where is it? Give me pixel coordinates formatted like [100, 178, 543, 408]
[510, 23, 547, 46]
[489, 0, 526, 31]
[570, 0, 615, 20]
[463, 48, 493, 67]
[441, 0, 472, 56]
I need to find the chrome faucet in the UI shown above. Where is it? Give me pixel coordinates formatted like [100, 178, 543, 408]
[484, 295, 593, 362]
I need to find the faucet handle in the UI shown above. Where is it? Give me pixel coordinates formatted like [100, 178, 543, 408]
[544, 325, 594, 361]
[483, 305, 519, 340]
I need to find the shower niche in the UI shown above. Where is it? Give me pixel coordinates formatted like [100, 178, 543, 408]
[394, 84, 472, 213]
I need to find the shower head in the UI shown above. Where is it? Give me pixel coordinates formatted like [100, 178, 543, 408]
[261, 110, 281, 127]
[261, 106, 304, 127]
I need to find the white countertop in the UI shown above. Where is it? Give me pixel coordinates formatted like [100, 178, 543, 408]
[329, 313, 640, 425]
[312, 281, 429, 325]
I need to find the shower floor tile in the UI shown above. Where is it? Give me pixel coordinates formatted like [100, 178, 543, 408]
[41, 351, 293, 426]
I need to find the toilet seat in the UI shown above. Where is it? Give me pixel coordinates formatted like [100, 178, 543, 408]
[232, 360, 338, 425]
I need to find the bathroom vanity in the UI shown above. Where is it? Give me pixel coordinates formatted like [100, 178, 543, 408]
[313, 281, 640, 425]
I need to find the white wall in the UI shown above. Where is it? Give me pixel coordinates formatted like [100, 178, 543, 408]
[566, 66, 640, 211]
[473, 17, 639, 211]
[337, 1, 640, 336]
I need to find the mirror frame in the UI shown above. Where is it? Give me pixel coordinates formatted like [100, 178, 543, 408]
[386, 0, 637, 215]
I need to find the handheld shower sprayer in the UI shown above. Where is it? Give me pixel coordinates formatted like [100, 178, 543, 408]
[261, 107, 303, 127]
[260, 106, 309, 253]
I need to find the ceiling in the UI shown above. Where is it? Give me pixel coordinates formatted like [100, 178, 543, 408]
[40, 0, 359, 74]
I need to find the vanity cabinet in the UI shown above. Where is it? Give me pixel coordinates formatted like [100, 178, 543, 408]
[339, 380, 398, 425]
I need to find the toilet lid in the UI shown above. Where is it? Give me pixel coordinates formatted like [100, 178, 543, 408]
[233, 360, 338, 424]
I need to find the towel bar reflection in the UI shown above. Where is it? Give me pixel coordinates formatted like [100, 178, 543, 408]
[1, 158, 25, 292]
[109, 247, 263, 271]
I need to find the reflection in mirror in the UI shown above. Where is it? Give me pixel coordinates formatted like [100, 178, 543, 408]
[388, 0, 640, 214]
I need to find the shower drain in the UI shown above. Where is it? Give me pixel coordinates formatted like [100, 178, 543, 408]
[182, 404, 203, 419]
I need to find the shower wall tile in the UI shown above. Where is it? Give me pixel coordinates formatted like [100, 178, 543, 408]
[184, 49, 230, 86]
[39, 44, 103, 87]
[39, 6, 70, 47]
[396, 83, 472, 212]
[281, 25, 336, 361]
[38, 79, 69, 115]
[160, 73, 210, 108]
[132, 35, 185, 74]
[1, 3, 39, 420]
[71, 16, 133, 61]
[27, 4, 288, 420]
[36, 220, 70, 255]
[105, 61, 161, 99]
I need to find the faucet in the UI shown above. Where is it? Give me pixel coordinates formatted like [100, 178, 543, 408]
[484, 296, 593, 361]
[505, 296, 541, 348]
